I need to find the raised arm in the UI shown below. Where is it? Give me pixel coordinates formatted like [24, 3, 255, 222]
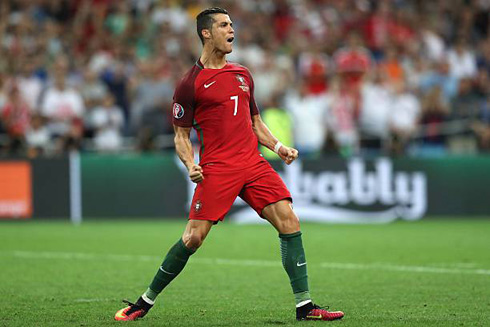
[174, 125, 203, 183]
[251, 114, 298, 165]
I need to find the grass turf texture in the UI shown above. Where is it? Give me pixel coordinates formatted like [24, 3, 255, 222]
[0, 219, 489, 327]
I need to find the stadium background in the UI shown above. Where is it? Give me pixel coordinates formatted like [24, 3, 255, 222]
[0, 0, 489, 221]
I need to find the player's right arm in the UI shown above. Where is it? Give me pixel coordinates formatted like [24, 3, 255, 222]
[174, 125, 203, 183]
[172, 67, 202, 183]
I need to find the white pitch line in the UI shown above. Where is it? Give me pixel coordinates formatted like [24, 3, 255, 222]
[10, 250, 159, 262]
[4, 250, 490, 276]
[319, 262, 490, 276]
[74, 298, 112, 303]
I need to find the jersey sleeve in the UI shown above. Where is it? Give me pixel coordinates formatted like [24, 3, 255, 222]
[245, 68, 260, 116]
[172, 73, 197, 128]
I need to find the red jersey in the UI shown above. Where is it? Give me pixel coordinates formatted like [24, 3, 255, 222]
[172, 60, 264, 170]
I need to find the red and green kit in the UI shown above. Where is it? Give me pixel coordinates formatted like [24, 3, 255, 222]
[172, 60, 291, 222]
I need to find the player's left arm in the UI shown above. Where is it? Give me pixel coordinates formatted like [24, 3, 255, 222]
[251, 114, 298, 165]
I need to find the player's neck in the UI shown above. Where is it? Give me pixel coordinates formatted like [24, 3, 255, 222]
[200, 46, 227, 69]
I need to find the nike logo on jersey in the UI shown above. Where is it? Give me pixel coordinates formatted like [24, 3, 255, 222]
[204, 81, 216, 88]
[297, 262, 307, 267]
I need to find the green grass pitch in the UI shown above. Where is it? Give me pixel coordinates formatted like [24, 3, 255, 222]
[0, 219, 489, 326]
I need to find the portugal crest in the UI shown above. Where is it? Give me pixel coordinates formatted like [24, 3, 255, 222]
[236, 75, 249, 92]
[194, 200, 202, 213]
[173, 103, 184, 119]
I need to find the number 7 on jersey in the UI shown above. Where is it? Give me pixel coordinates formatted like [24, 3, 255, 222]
[230, 95, 238, 116]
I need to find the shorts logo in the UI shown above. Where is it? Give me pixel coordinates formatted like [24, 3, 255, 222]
[194, 200, 202, 213]
[173, 103, 184, 119]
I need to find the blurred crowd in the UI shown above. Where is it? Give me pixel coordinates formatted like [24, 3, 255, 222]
[0, 0, 489, 158]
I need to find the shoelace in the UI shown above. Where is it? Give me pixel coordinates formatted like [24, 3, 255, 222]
[122, 299, 135, 306]
[122, 299, 142, 315]
[312, 304, 330, 311]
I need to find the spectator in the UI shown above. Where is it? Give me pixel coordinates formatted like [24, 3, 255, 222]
[81, 68, 108, 110]
[451, 78, 483, 121]
[476, 39, 490, 75]
[1, 84, 31, 154]
[252, 49, 292, 107]
[105, 2, 131, 37]
[419, 59, 460, 100]
[91, 93, 124, 152]
[44, 19, 63, 58]
[0, 74, 6, 113]
[298, 44, 330, 95]
[362, 0, 394, 59]
[16, 57, 43, 112]
[473, 68, 490, 98]
[130, 59, 173, 134]
[150, 0, 190, 34]
[379, 46, 404, 84]
[40, 58, 85, 152]
[260, 95, 293, 159]
[324, 79, 359, 157]
[25, 114, 50, 158]
[448, 78, 482, 154]
[101, 61, 131, 133]
[472, 96, 490, 152]
[285, 82, 328, 157]
[0, 74, 6, 148]
[1, 84, 30, 154]
[420, 21, 446, 62]
[359, 68, 392, 155]
[416, 87, 450, 156]
[81, 68, 108, 137]
[333, 31, 372, 91]
[389, 80, 421, 155]
[447, 38, 478, 80]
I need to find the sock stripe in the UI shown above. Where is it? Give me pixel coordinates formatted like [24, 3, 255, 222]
[296, 299, 312, 308]
[141, 293, 155, 305]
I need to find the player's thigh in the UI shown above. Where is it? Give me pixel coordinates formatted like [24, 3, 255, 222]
[189, 169, 244, 222]
[239, 161, 292, 220]
[262, 199, 300, 234]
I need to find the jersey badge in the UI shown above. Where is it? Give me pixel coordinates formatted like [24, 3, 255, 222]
[194, 200, 202, 213]
[236, 75, 249, 92]
[173, 103, 184, 119]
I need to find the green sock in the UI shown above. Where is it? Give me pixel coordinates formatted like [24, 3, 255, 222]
[144, 238, 195, 301]
[279, 231, 312, 305]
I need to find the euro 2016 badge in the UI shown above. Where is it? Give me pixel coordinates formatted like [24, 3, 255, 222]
[236, 75, 249, 92]
[173, 103, 184, 119]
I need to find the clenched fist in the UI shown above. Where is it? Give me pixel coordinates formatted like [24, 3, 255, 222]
[188, 164, 204, 183]
[277, 145, 299, 165]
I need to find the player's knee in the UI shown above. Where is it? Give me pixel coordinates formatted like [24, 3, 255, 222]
[271, 208, 300, 234]
[183, 231, 205, 250]
[279, 212, 300, 233]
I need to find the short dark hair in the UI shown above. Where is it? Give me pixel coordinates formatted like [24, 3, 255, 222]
[196, 7, 229, 44]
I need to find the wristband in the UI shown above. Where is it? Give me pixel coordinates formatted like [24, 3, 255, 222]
[273, 141, 283, 154]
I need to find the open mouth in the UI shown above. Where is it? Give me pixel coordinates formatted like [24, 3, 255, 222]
[227, 37, 234, 43]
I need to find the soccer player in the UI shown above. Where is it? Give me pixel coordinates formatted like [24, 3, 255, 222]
[115, 7, 344, 322]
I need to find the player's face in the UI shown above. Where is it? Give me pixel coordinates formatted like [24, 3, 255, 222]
[210, 14, 234, 54]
